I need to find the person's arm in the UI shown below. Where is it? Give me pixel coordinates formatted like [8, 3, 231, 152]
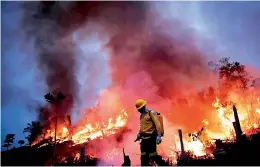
[138, 115, 142, 134]
[150, 111, 162, 136]
[135, 116, 142, 141]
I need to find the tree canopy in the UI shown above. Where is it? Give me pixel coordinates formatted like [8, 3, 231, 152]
[218, 57, 251, 90]
[18, 140, 25, 146]
[23, 121, 43, 146]
[2, 134, 15, 151]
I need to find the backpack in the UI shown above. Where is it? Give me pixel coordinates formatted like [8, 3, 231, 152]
[148, 110, 164, 137]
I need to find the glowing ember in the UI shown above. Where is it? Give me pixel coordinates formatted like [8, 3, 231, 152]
[74, 153, 80, 161]
[168, 145, 178, 163]
[38, 143, 48, 148]
[106, 148, 119, 162]
[202, 119, 209, 125]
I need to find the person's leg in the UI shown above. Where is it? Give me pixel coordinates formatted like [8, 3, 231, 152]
[140, 139, 150, 166]
[151, 155, 168, 166]
[147, 135, 157, 163]
[149, 135, 168, 166]
[141, 155, 150, 166]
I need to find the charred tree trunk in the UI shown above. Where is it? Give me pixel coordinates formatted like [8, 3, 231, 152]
[52, 115, 58, 165]
[178, 129, 185, 159]
[233, 105, 242, 141]
[233, 122, 240, 140]
[80, 147, 85, 164]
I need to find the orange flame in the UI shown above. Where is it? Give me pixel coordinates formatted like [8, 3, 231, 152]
[257, 98, 260, 114]
[71, 109, 128, 145]
[174, 96, 260, 158]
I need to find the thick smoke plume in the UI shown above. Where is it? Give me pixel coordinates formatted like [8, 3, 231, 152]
[59, 1, 214, 128]
[22, 2, 76, 116]
[22, 1, 220, 165]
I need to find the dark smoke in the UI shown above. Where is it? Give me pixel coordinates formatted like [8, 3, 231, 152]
[61, 1, 211, 99]
[22, 2, 76, 116]
[61, 1, 148, 32]
[59, 1, 211, 99]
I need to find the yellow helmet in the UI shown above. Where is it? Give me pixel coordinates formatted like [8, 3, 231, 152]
[135, 99, 146, 110]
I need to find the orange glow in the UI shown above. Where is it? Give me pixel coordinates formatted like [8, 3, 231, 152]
[202, 119, 209, 126]
[33, 94, 260, 163]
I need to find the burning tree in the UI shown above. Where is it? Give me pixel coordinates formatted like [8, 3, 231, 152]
[44, 92, 66, 165]
[214, 57, 252, 92]
[218, 58, 260, 130]
[23, 121, 43, 146]
[2, 134, 15, 151]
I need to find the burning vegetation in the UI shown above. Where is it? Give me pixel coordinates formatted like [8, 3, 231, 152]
[3, 1, 260, 166]
[22, 56, 260, 165]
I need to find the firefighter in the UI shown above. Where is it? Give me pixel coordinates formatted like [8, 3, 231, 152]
[135, 99, 167, 166]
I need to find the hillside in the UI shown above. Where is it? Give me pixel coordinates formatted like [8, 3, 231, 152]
[2, 132, 260, 166]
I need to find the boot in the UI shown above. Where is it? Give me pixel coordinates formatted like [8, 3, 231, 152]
[141, 155, 151, 166]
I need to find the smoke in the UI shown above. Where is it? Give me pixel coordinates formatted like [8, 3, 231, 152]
[22, 2, 77, 116]
[22, 1, 219, 165]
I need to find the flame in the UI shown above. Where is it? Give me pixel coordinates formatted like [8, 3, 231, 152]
[212, 98, 234, 137]
[62, 127, 69, 138]
[71, 109, 128, 145]
[33, 94, 260, 163]
[212, 97, 260, 137]
[257, 108, 260, 114]
[34, 109, 128, 148]
[38, 143, 48, 148]
[74, 153, 80, 161]
[186, 140, 205, 156]
[253, 123, 258, 129]
[202, 119, 209, 125]
[256, 98, 260, 114]
[178, 96, 260, 157]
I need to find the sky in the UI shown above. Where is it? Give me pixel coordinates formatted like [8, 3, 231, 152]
[1, 1, 260, 147]
[1, 2, 46, 146]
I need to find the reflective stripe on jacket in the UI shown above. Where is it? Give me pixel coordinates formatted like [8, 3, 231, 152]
[139, 110, 162, 137]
